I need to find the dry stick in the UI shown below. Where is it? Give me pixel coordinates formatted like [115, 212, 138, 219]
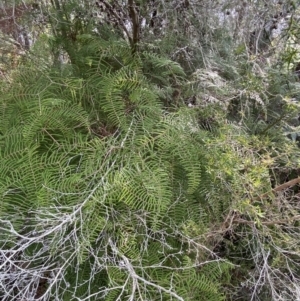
[225, 178, 300, 228]
[234, 217, 300, 226]
[258, 177, 300, 199]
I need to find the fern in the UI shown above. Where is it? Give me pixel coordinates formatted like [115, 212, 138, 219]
[0, 31, 238, 301]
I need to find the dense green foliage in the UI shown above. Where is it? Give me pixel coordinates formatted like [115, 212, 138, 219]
[2, 1, 300, 300]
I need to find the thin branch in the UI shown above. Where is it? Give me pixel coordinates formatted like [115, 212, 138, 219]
[258, 177, 300, 200]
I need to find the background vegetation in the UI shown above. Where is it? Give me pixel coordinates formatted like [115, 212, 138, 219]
[1, 0, 300, 300]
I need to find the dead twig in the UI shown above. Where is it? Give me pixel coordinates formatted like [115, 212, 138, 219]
[258, 177, 300, 200]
